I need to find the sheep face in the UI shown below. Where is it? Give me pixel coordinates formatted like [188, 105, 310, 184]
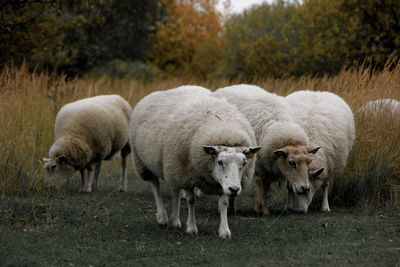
[203, 146, 261, 197]
[43, 155, 75, 189]
[290, 168, 325, 213]
[274, 145, 320, 195]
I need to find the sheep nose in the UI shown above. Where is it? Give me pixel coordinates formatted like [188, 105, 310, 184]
[301, 186, 310, 193]
[228, 186, 240, 195]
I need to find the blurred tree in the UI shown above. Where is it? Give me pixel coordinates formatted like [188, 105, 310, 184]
[220, 0, 400, 79]
[339, 0, 400, 67]
[0, 0, 159, 75]
[150, 0, 223, 78]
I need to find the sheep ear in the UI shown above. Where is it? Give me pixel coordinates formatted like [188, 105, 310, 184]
[203, 146, 219, 155]
[309, 168, 324, 179]
[274, 148, 288, 157]
[56, 155, 67, 164]
[307, 145, 321, 154]
[43, 158, 51, 163]
[243, 146, 262, 159]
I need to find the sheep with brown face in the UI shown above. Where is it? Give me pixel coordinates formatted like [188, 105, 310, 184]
[214, 84, 320, 216]
[129, 86, 260, 239]
[43, 95, 132, 193]
[286, 90, 355, 213]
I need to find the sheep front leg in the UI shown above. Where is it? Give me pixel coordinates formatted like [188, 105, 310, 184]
[93, 161, 101, 191]
[149, 178, 169, 226]
[286, 181, 294, 211]
[170, 187, 182, 229]
[185, 189, 198, 235]
[321, 181, 331, 212]
[255, 176, 269, 216]
[83, 165, 95, 193]
[79, 169, 86, 192]
[218, 194, 231, 239]
[118, 145, 130, 192]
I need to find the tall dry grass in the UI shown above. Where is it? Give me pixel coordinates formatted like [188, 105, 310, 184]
[0, 63, 399, 210]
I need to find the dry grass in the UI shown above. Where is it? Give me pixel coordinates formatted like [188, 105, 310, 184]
[0, 63, 399, 210]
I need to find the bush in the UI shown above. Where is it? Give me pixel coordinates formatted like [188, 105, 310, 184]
[86, 60, 162, 82]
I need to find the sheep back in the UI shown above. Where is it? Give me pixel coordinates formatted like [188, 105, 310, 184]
[286, 90, 355, 177]
[214, 84, 309, 175]
[130, 86, 257, 192]
[50, 94, 132, 167]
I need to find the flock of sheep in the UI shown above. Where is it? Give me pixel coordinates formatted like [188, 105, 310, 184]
[43, 85, 399, 239]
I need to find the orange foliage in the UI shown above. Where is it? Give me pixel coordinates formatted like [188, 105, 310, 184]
[152, 0, 222, 75]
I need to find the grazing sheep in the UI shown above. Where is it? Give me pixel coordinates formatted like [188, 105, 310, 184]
[214, 85, 320, 215]
[285, 90, 355, 213]
[358, 98, 400, 118]
[43, 95, 132, 193]
[130, 85, 260, 239]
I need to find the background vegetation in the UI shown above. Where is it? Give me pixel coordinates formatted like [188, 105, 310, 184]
[0, 63, 399, 210]
[1, 0, 400, 79]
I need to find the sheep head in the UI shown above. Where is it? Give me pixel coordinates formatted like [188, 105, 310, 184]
[290, 167, 325, 214]
[43, 155, 75, 189]
[274, 145, 320, 195]
[203, 145, 261, 197]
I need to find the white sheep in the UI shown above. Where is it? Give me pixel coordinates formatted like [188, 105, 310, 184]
[129, 85, 260, 239]
[358, 98, 400, 118]
[43, 95, 132, 193]
[214, 84, 320, 215]
[285, 90, 356, 213]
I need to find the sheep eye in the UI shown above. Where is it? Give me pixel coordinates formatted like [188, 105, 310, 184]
[50, 165, 56, 173]
[288, 160, 296, 168]
[218, 160, 223, 166]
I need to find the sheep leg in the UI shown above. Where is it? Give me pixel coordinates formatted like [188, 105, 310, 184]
[149, 178, 169, 226]
[218, 194, 231, 239]
[286, 180, 294, 211]
[84, 165, 95, 193]
[79, 169, 86, 192]
[185, 189, 198, 235]
[92, 161, 101, 192]
[118, 144, 130, 192]
[321, 181, 331, 212]
[228, 196, 236, 215]
[255, 176, 269, 216]
[170, 187, 182, 229]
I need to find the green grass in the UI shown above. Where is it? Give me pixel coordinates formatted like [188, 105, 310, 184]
[1, 176, 399, 266]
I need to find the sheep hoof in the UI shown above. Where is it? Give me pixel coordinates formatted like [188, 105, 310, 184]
[81, 188, 92, 194]
[255, 207, 269, 217]
[219, 229, 231, 239]
[321, 206, 331, 212]
[186, 227, 198, 235]
[171, 219, 182, 229]
[156, 213, 169, 227]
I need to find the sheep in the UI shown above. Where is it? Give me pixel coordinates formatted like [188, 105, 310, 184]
[43, 95, 132, 193]
[285, 90, 356, 213]
[358, 98, 400, 118]
[213, 84, 320, 216]
[129, 85, 260, 239]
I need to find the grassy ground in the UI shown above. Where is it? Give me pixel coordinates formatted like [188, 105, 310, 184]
[1, 176, 399, 266]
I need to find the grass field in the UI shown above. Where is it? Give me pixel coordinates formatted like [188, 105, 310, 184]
[1, 179, 399, 266]
[0, 64, 400, 265]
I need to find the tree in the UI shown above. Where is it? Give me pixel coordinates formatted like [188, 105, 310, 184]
[150, 0, 223, 78]
[219, 0, 400, 79]
[0, 0, 160, 75]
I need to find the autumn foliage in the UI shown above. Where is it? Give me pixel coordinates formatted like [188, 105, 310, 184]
[1, 0, 399, 79]
[151, 0, 223, 77]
